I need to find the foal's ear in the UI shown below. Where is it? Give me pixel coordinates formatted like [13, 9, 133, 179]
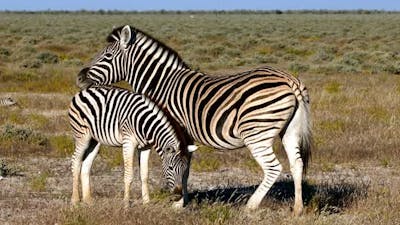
[120, 25, 136, 49]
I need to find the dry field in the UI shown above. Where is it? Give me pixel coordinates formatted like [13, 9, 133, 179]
[0, 12, 400, 225]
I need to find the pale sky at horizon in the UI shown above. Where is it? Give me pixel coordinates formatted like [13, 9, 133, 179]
[1, 0, 400, 11]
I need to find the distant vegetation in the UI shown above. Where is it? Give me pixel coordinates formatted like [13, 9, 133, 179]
[0, 10, 399, 166]
[1, 10, 399, 14]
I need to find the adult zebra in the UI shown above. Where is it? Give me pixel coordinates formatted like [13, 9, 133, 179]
[77, 25, 312, 215]
[69, 85, 197, 208]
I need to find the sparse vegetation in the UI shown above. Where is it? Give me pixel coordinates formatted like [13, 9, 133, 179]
[0, 159, 19, 177]
[49, 135, 74, 157]
[0, 11, 399, 224]
[30, 171, 49, 192]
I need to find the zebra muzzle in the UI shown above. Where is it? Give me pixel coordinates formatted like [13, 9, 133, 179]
[76, 68, 93, 89]
[173, 185, 183, 195]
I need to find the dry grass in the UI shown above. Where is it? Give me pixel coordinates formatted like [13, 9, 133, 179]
[0, 12, 399, 224]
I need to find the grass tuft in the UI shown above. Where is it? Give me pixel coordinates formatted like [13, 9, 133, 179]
[30, 172, 49, 192]
[324, 81, 341, 94]
[50, 135, 75, 157]
[0, 159, 19, 177]
[199, 203, 232, 224]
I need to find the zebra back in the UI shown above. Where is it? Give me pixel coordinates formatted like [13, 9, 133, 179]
[69, 86, 189, 158]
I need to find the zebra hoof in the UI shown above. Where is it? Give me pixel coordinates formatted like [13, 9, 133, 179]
[172, 197, 184, 209]
[142, 198, 150, 205]
[293, 205, 303, 217]
[71, 196, 80, 206]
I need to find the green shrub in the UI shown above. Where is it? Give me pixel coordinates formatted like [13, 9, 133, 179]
[312, 48, 335, 63]
[366, 106, 390, 123]
[0, 47, 11, 57]
[21, 59, 42, 68]
[289, 62, 310, 74]
[50, 135, 75, 157]
[200, 204, 232, 225]
[37, 52, 59, 64]
[28, 114, 50, 129]
[324, 81, 341, 94]
[30, 172, 49, 192]
[150, 188, 171, 202]
[100, 146, 123, 168]
[1, 125, 47, 144]
[384, 63, 400, 75]
[0, 159, 19, 177]
[318, 119, 346, 133]
[192, 157, 221, 172]
[0, 125, 49, 154]
[340, 51, 367, 67]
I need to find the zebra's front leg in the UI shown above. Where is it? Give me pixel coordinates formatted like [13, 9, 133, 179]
[246, 145, 282, 210]
[139, 149, 151, 204]
[71, 146, 85, 205]
[123, 141, 136, 208]
[173, 153, 192, 209]
[81, 141, 101, 204]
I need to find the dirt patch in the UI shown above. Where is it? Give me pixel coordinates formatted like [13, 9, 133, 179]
[0, 156, 394, 224]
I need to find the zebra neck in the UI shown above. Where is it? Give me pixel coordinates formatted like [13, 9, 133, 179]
[129, 57, 189, 95]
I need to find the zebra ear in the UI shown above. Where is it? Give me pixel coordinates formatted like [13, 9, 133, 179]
[187, 145, 198, 153]
[120, 25, 136, 49]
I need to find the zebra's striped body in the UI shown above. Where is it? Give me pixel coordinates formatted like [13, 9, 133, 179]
[0, 97, 17, 107]
[77, 26, 312, 215]
[69, 86, 194, 207]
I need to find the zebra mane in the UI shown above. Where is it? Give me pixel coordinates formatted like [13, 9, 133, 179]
[159, 105, 193, 158]
[106, 25, 189, 69]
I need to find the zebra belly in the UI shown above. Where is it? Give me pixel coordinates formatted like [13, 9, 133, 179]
[190, 107, 244, 150]
[90, 126, 124, 147]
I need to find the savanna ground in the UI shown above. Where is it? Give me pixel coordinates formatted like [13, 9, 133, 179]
[0, 11, 400, 224]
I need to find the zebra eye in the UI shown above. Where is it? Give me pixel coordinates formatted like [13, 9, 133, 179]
[104, 53, 113, 59]
[165, 146, 174, 154]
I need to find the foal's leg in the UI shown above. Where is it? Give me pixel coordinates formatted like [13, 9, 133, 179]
[71, 135, 95, 205]
[122, 140, 137, 208]
[139, 149, 151, 204]
[81, 140, 101, 204]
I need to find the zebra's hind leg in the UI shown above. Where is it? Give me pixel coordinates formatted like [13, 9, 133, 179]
[71, 135, 97, 205]
[122, 140, 137, 208]
[281, 118, 306, 216]
[245, 141, 282, 210]
[282, 133, 304, 216]
[80, 139, 101, 204]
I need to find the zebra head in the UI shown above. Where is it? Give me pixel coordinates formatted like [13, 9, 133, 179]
[0, 97, 18, 107]
[161, 144, 197, 195]
[76, 25, 137, 90]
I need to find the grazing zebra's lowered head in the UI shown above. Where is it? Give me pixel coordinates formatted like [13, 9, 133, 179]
[69, 86, 197, 207]
[0, 97, 18, 107]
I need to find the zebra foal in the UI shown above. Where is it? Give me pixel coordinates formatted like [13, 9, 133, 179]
[69, 85, 196, 207]
[77, 25, 312, 216]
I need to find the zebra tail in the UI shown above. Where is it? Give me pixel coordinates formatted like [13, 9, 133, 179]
[298, 96, 313, 175]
